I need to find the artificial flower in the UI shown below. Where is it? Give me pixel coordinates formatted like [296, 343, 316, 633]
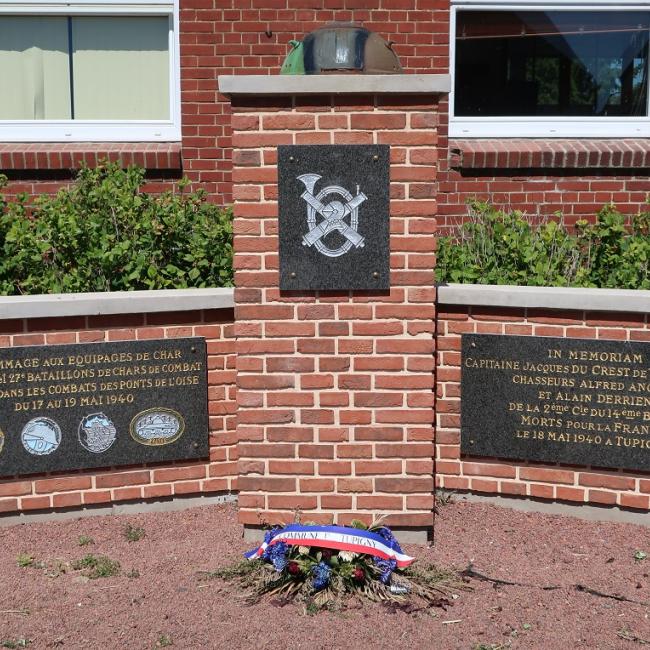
[260, 526, 280, 557]
[375, 526, 397, 545]
[311, 561, 331, 590]
[320, 548, 333, 560]
[267, 541, 289, 572]
[352, 567, 365, 583]
[374, 557, 397, 584]
[338, 551, 357, 562]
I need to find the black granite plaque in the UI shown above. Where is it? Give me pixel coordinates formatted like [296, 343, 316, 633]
[0, 337, 208, 478]
[278, 144, 390, 291]
[462, 334, 650, 471]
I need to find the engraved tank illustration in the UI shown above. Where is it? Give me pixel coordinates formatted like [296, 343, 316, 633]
[130, 408, 185, 446]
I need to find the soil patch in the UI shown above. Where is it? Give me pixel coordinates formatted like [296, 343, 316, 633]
[0, 500, 649, 649]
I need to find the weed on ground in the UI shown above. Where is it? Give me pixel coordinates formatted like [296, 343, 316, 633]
[71, 554, 120, 579]
[124, 524, 145, 543]
[1, 640, 31, 648]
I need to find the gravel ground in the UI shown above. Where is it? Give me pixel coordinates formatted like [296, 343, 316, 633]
[0, 499, 649, 649]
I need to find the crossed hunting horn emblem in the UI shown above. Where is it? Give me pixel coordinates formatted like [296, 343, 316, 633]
[297, 174, 367, 258]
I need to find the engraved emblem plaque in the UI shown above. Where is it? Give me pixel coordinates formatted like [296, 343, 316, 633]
[278, 144, 390, 291]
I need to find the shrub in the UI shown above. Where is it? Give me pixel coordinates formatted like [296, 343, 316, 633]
[436, 201, 650, 289]
[0, 162, 233, 295]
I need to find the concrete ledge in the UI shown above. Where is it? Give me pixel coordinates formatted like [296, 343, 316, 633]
[0, 288, 235, 320]
[218, 74, 451, 96]
[438, 283, 650, 314]
[0, 493, 237, 527]
[457, 492, 650, 528]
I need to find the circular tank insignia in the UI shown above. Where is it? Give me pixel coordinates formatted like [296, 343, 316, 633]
[130, 408, 184, 446]
[78, 412, 117, 453]
[21, 417, 62, 455]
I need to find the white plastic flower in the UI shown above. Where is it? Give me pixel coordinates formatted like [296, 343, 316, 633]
[338, 551, 358, 562]
[298, 546, 310, 555]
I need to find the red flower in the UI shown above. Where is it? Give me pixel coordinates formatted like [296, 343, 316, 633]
[353, 567, 365, 583]
[287, 561, 300, 576]
[320, 548, 333, 560]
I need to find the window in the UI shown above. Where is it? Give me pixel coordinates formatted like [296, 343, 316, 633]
[450, 1, 650, 137]
[0, 0, 180, 141]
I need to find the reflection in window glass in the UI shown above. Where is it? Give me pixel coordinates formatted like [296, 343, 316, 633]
[73, 17, 170, 120]
[0, 17, 71, 120]
[455, 11, 650, 117]
[0, 15, 170, 121]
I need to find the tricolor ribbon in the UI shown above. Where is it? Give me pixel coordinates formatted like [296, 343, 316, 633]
[244, 524, 415, 568]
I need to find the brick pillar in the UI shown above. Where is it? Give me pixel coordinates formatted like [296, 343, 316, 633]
[223, 77, 446, 537]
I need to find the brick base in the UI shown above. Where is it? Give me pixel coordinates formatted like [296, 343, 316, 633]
[436, 305, 650, 510]
[231, 92, 440, 529]
[0, 308, 237, 514]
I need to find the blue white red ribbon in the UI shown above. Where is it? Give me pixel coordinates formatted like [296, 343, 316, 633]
[244, 524, 415, 568]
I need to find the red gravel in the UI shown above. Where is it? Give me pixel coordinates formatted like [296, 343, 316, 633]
[0, 500, 649, 649]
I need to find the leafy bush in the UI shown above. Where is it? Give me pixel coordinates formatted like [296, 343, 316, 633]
[0, 162, 233, 295]
[437, 201, 650, 289]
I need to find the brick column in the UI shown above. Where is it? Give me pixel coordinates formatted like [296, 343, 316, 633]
[222, 75, 448, 538]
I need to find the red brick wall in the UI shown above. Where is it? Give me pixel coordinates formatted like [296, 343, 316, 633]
[438, 140, 650, 233]
[439, 168, 650, 234]
[436, 305, 650, 510]
[0, 308, 237, 514]
[1, 0, 450, 203]
[3, 0, 649, 227]
[232, 93, 439, 529]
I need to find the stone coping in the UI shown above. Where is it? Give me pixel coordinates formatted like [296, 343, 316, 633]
[218, 74, 451, 96]
[0, 288, 235, 320]
[438, 284, 650, 314]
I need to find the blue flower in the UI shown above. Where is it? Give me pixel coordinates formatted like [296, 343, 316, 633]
[311, 561, 331, 591]
[374, 557, 397, 584]
[266, 541, 289, 572]
[376, 526, 397, 545]
[260, 527, 281, 562]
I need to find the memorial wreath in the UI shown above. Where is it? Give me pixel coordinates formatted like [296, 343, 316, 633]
[207, 517, 466, 611]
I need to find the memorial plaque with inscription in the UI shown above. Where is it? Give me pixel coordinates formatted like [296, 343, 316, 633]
[0, 337, 208, 478]
[462, 334, 650, 471]
[277, 144, 390, 291]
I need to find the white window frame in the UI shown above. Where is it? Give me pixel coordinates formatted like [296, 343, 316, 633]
[450, 0, 650, 137]
[0, 0, 181, 142]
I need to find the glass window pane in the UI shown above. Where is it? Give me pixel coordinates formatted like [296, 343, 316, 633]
[71, 16, 170, 120]
[455, 11, 650, 117]
[0, 16, 71, 120]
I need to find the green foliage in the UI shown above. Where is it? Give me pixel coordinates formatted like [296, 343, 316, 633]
[437, 201, 650, 289]
[1, 639, 31, 648]
[434, 488, 456, 507]
[72, 554, 120, 579]
[0, 162, 233, 295]
[579, 205, 650, 289]
[77, 535, 94, 547]
[124, 524, 145, 543]
[16, 554, 37, 568]
[154, 635, 173, 648]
